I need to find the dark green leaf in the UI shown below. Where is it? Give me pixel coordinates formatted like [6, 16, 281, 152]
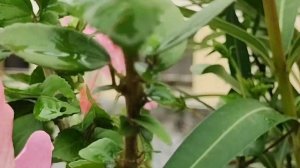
[13, 114, 44, 155]
[0, 0, 33, 26]
[165, 99, 292, 168]
[133, 112, 171, 144]
[53, 129, 85, 162]
[0, 23, 109, 71]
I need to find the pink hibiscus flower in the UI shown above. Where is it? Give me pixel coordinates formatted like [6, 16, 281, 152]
[0, 82, 53, 168]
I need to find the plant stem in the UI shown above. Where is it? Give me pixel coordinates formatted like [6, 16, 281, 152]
[262, 0, 300, 166]
[121, 54, 146, 168]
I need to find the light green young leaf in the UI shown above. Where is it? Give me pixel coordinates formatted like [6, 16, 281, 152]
[156, 0, 235, 54]
[133, 113, 172, 145]
[276, 0, 300, 53]
[165, 99, 293, 168]
[79, 138, 122, 166]
[0, 23, 109, 72]
[191, 64, 240, 93]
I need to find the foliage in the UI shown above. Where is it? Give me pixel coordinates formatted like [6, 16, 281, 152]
[1, 0, 300, 167]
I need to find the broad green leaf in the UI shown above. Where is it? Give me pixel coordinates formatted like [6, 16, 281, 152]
[79, 138, 122, 166]
[69, 160, 104, 168]
[165, 99, 292, 168]
[140, 0, 187, 71]
[93, 128, 123, 146]
[0, 47, 10, 61]
[13, 114, 44, 155]
[209, 18, 272, 68]
[53, 129, 85, 162]
[34, 75, 80, 121]
[0, 23, 109, 71]
[191, 64, 241, 93]
[34, 95, 79, 121]
[276, 0, 300, 53]
[0, 0, 33, 26]
[81, 104, 112, 130]
[156, 0, 235, 54]
[133, 113, 171, 145]
[83, 0, 163, 48]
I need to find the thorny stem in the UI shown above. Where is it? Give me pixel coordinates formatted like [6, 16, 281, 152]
[262, 0, 300, 167]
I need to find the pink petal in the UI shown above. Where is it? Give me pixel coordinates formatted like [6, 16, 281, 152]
[144, 101, 158, 110]
[83, 25, 97, 35]
[94, 34, 126, 75]
[15, 131, 53, 168]
[59, 16, 73, 27]
[0, 82, 15, 168]
[79, 85, 93, 115]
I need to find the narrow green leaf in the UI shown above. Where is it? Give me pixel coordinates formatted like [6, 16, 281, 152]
[165, 99, 292, 168]
[53, 129, 85, 162]
[209, 18, 272, 68]
[191, 64, 240, 93]
[276, 0, 300, 52]
[287, 36, 300, 69]
[0, 23, 109, 72]
[156, 0, 235, 54]
[79, 138, 122, 166]
[132, 113, 172, 145]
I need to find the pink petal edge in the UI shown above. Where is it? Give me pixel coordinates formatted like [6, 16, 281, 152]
[0, 82, 15, 168]
[15, 131, 53, 168]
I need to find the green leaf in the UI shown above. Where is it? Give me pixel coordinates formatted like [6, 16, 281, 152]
[259, 153, 277, 168]
[93, 128, 123, 146]
[224, 5, 252, 78]
[133, 112, 171, 145]
[53, 129, 85, 162]
[79, 138, 122, 166]
[30, 66, 46, 84]
[140, 0, 187, 71]
[0, 23, 109, 72]
[209, 18, 272, 68]
[191, 64, 241, 93]
[34, 75, 80, 121]
[165, 99, 292, 168]
[287, 36, 300, 69]
[34, 95, 79, 121]
[5, 84, 42, 102]
[13, 114, 44, 155]
[276, 0, 300, 53]
[0, 0, 33, 26]
[145, 83, 185, 109]
[81, 104, 112, 130]
[69, 160, 104, 168]
[156, 0, 235, 54]
[83, 0, 163, 48]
